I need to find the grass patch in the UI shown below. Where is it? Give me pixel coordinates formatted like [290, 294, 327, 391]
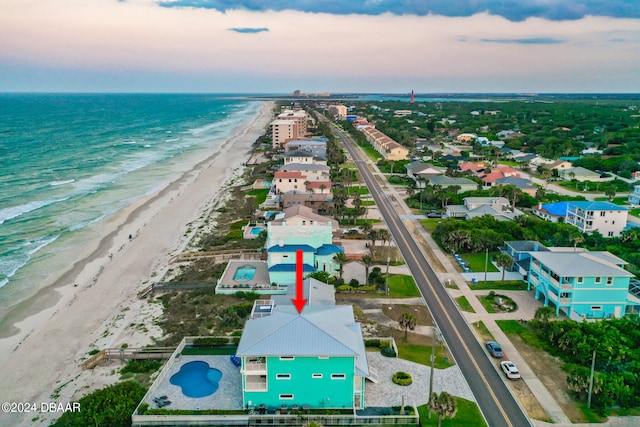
[472, 320, 494, 342]
[419, 219, 441, 234]
[459, 252, 499, 272]
[477, 295, 497, 313]
[361, 200, 376, 206]
[348, 185, 371, 195]
[395, 336, 453, 369]
[495, 320, 547, 350]
[468, 280, 527, 290]
[418, 397, 487, 427]
[630, 208, 640, 218]
[358, 143, 383, 161]
[455, 296, 475, 313]
[246, 188, 269, 205]
[593, 196, 629, 206]
[388, 275, 421, 298]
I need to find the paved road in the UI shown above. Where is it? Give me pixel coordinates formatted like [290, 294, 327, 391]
[324, 117, 533, 427]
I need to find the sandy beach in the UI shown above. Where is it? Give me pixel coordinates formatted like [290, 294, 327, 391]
[0, 101, 274, 426]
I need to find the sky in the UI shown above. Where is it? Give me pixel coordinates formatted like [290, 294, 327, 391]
[1, 0, 640, 93]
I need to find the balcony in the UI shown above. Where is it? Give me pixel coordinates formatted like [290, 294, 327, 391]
[561, 283, 573, 290]
[245, 377, 267, 392]
[560, 298, 571, 305]
[548, 292, 559, 302]
[243, 362, 267, 375]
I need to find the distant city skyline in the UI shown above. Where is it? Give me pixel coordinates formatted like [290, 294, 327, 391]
[1, 0, 640, 93]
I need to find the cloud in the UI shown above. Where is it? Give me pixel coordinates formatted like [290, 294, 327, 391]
[156, 0, 640, 21]
[228, 27, 269, 33]
[481, 37, 565, 44]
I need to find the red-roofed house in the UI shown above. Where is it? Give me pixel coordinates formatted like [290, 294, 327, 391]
[458, 162, 486, 173]
[274, 171, 307, 194]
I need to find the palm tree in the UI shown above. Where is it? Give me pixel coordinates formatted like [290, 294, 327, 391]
[367, 230, 378, 256]
[428, 391, 458, 427]
[333, 252, 348, 281]
[570, 233, 585, 252]
[319, 183, 326, 194]
[361, 255, 374, 286]
[494, 253, 513, 282]
[359, 221, 372, 236]
[605, 188, 616, 201]
[398, 312, 417, 341]
[378, 229, 391, 257]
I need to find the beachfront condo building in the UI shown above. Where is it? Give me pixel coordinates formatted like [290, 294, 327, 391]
[237, 303, 369, 410]
[328, 104, 348, 120]
[266, 205, 342, 286]
[284, 138, 327, 158]
[277, 110, 307, 138]
[271, 120, 299, 149]
[528, 250, 634, 319]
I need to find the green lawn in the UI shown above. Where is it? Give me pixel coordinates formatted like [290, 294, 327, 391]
[181, 346, 238, 355]
[348, 185, 371, 195]
[593, 196, 629, 206]
[631, 208, 640, 218]
[557, 179, 631, 193]
[455, 296, 475, 313]
[396, 341, 453, 369]
[418, 397, 487, 427]
[468, 280, 528, 290]
[388, 274, 421, 298]
[459, 252, 499, 272]
[361, 200, 376, 206]
[246, 188, 269, 204]
[477, 295, 497, 313]
[495, 320, 547, 350]
[358, 143, 383, 161]
[419, 219, 440, 234]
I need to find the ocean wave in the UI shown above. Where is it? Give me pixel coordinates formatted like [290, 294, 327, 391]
[50, 179, 76, 187]
[24, 235, 60, 256]
[165, 138, 181, 143]
[0, 198, 70, 225]
[73, 172, 124, 193]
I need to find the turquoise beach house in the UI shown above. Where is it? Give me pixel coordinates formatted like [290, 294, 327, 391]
[528, 250, 634, 319]
[266, 205, 343, 286]
[236, 303, 369, 410]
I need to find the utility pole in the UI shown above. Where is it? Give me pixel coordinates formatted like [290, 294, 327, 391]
[428, 324, 436, 417]
[587, 350, 596, 409]
[385, 256, 390, 295]
[484, 247, 489, 285]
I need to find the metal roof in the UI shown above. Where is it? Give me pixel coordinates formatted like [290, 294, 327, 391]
[316, 244, 344, 255]
[237, 305, 369, 376]
[268, 263, 316, 272]
[267, 244, 316, 253]
[530, 251, 634, 277]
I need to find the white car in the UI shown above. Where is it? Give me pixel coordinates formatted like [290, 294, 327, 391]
[500, 361, 521, 379]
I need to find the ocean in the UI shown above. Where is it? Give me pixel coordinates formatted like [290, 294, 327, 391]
[0, 93, 263, 318]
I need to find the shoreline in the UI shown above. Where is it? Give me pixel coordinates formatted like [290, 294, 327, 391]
[0, 101, 274, 426]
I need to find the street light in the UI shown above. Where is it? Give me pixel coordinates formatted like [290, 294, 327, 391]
[385, 256, 390, 295]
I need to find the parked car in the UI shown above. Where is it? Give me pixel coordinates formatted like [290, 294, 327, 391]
[425, 211, 442, 218]
[485, 341, 503, 358]
[500, 361, 521, 379]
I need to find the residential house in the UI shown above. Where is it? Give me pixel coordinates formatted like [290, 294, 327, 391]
[266, 205, 342, 286]
[427, 175, 478, 193]
[543, 160, 573, 172]
[479, 166, 520, 189]
[559, 166, 601, 181]
[458, 162, 486, 174]
[456, 133, 477, 143]
[503, 241, 549, 278]
[565, 201, 628, 237]
[532, 202, 570, 223]
[284, 150, 327, 166]
[284, 139, 327, 158]
[279, 163, 330, 183]
[495, 176, 537, 196]
[404, 161, 445, 186]
[445, 197, 523, 221]
[628, 184, 640, 205]
[528, 250, 634, 319]
[237, 303, 369, 410]
[274, 171, 307, 194]
[280, 191, 333, 214]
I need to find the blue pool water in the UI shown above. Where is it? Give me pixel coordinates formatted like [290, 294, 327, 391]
[170, 361, 222, 398]
[233, 265, 256, 281]
[250, 227, 263, 235]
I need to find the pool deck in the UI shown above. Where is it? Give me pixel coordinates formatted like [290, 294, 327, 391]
[217, 260, 271, 291]
[146, 355, 243, 411]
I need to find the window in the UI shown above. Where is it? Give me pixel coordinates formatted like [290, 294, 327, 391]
[600, 211, 606, 217]
[318, 356, 329, 360]
[276, 374, 291, 380]
[591, 306, 602, 311]
[312, 374, 323, 379]
[608, 231, 614, 237]
[577, 277, 584, 284]
[595, 276, 602, 284]
[279, 394, 294, 400]
[606, 277, 613, 285]
[279, 356, 295, 361]
[331, 374, 346, 380]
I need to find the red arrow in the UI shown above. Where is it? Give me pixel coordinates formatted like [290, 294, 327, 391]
[291, 249, 307, 314]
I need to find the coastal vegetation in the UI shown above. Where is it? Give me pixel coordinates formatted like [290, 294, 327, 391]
[499, 311, 640, 415]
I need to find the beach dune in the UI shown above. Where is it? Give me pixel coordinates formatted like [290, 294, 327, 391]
[0, 101, 274, 426]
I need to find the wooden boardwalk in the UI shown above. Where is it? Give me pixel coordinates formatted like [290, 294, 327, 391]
[82, 346, 176, 369]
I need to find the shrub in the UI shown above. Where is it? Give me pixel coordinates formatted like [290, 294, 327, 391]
[381, 347, 396, 357]
[120, 360, 162, 374]
[392, 371, 413, 386]
[336, 285, 355, 292]
[193, 337, 228, 347]
[365, 339, 381, 348]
